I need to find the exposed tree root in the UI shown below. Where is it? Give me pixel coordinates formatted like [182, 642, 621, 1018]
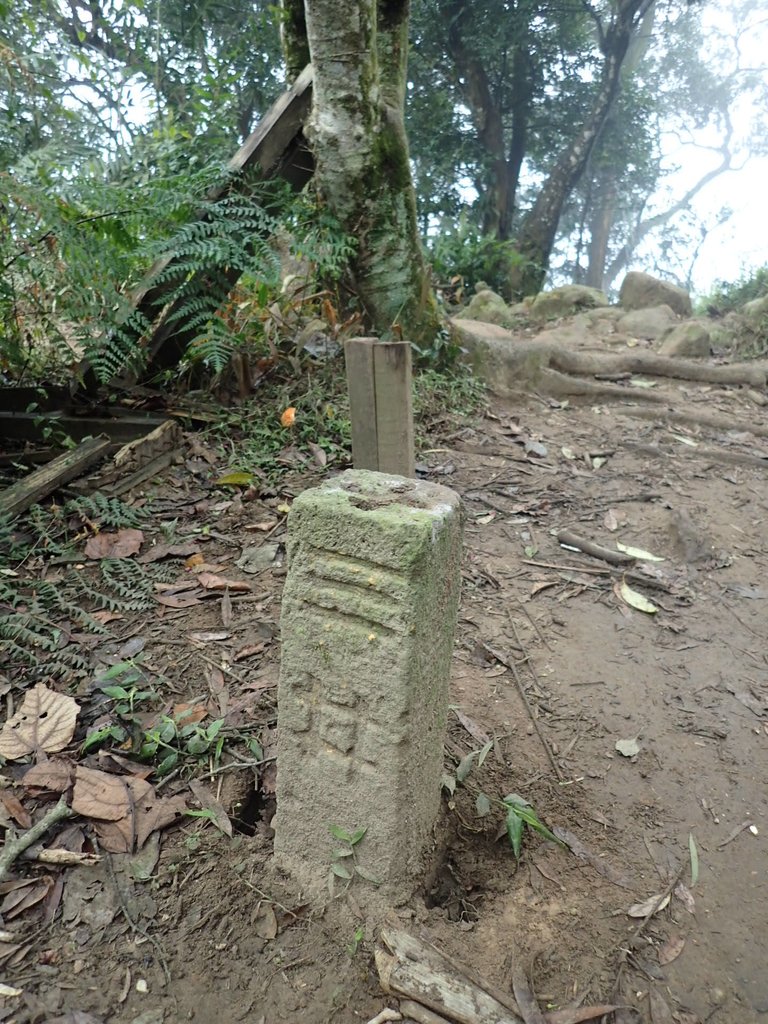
[452, 318, 767, 398]
[616, 405, 768, 439]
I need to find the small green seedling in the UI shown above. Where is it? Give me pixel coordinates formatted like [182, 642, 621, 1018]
[501, 793, 566, 861]
[347, 925, 364, 956]
[328, 824, 380, 894]
[443, 738, 567, 862]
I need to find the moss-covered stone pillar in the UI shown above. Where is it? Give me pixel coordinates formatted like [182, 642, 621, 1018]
[273, 470, 463, 905]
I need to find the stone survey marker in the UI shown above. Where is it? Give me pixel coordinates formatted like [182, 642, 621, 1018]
[274, 470, 463, 904]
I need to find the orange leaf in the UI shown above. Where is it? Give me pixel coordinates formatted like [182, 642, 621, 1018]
[322, 298, 338, 330]
[280, 406, 296, 428]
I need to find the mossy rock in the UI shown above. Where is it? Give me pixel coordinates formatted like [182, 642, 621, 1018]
[454, 288, 520, 329]
[619, 272, 692, 318]
[529, 285, 608, 321]
[658, 322, 711, 358]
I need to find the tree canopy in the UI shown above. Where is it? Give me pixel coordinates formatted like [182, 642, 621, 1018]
[1, 0, 766, 380]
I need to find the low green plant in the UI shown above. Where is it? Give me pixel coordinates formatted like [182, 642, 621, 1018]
[701, 265, 768, 314]
[328, 824, 380, 893]
[443, 743, 566, 861]
[413, 366, 487, 422]
[347, 926, 365, 956]
[139, 713, 226, 777]
[211, 361, 352, 486]
[426, 216, 527, 299]
[84, 660, 263, 777]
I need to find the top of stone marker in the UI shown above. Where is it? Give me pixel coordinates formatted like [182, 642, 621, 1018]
[316, 469, 459, 514]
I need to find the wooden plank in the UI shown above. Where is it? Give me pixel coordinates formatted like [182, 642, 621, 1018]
[345, 338, 379, 471]
[0, 436, 112, 520]
[373, 341, 415, 478]
[0, 412, 167, 445]
[81, 66, 315, 389]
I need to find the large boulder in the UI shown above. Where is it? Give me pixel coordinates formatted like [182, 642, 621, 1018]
[454, 288, 520, 329]
[529, 285, 608, 321]
[742, 294, 768, 323]
[619, 272, 692, 318]
[617, 304, 678, 340]
[658, 322, 711, 358]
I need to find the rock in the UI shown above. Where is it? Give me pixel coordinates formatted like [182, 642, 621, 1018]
[619, 271, 692, 317]
[582, 306, 623, 322]
[617, 304, 678, 340]
[455, 288, 520, 329]
[295, 318, 338, 359]
[529, 285, 608, 320]
[658, 321, 711, 358]
[742, 294, 768, 322]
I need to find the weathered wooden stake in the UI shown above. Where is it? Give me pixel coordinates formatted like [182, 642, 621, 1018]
[344, 338, 415, 477]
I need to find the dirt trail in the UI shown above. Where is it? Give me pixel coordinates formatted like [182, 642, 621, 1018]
[3, 371, 767, 1024]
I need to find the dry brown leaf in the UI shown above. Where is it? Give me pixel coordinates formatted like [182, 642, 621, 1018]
[510, 959, 547, 1023]
[130, 778, 186, 849]
[186, 552, 205, 567]
[91, 610, 124, 625]
[649, 988, 674, 1023]
[155, 591, 203, 608]
[628, 893, 670, 918]
[197, 572, 251, 592]
[253, 903, 278, 940]
[72, 767, 131, 822]
[173, 703, 208, 724]
[188, 779, 233, 838]
[0, 685, 80, 760]
[84, 528, 144, 560]
[21, 758, 75, 793]
[233, 642, 266, 662]
[87, 776, 185, 853]
[658, 934, 686, 965]
[0, 877, 54, 920]
[137, 542, 200, 564]
[674, 882, 696, 914]
[307, 441, 327, 467]
[220, 588, 233, 627]
[0, 791, 32, 828]
[189, 630, 230, 643]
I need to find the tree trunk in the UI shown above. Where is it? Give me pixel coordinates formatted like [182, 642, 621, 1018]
[444, 0, 532, 243]
[508, 0, 654, 298]
[302, 0, 441, 345]
[584, 169, 618, 289]
[280, 0, 310, 81]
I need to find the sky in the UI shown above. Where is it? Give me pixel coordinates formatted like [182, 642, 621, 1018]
[636, 2, 768, 296]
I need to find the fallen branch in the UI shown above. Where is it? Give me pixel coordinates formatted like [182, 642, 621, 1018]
[0, 797, 74, 882]
[480, 641, 564, 782]
[0, 436, 111, 520]
[400, 1000, 452, 1024]
[556, 530, 634, 567]
[377, 928, 523, 1024]
[618, 404, 768, 438]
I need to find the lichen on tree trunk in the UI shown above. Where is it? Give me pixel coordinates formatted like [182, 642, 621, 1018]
[300, 0, 441, 346]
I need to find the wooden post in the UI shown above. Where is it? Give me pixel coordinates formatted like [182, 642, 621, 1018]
[344, 338, 415, 478]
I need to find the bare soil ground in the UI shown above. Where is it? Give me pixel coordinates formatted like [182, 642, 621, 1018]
[2, 364, 767, 1024]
